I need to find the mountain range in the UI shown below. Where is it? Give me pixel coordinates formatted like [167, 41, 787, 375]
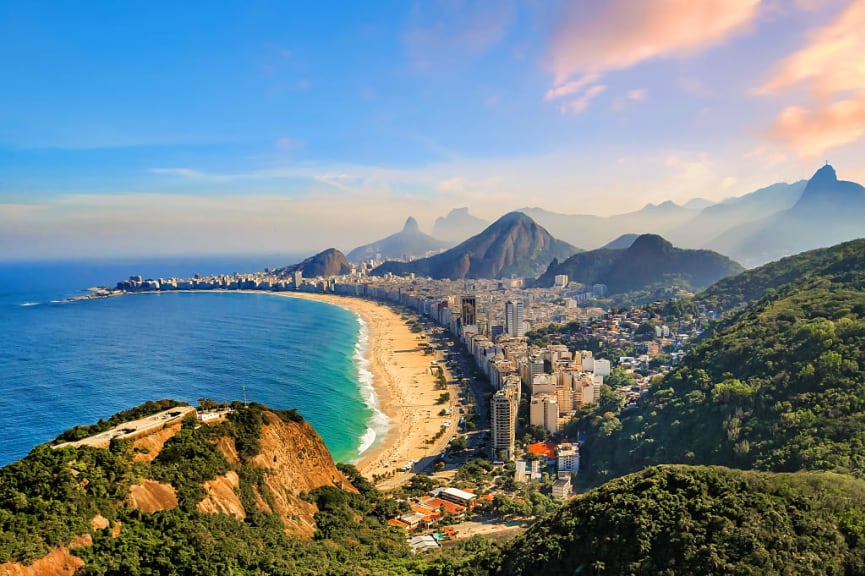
[510, 164, 862, 267]
[346, 217, 450, 263]
[536, 233, 743, 294]
[371, 212, 577, 280]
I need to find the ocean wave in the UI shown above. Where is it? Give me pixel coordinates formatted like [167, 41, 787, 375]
[353, 315, 389, 458]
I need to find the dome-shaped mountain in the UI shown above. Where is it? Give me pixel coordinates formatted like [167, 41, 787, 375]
[537, 233, 742, 294]
[370, 212, 577, 279]
[346, 217, 450, 263]
[276, 248, 351, 278]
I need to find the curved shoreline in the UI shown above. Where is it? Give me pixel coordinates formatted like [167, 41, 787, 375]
[262, 292, 450, 481]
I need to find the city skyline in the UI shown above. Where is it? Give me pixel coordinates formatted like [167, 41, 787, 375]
[2, 0, 865, 259]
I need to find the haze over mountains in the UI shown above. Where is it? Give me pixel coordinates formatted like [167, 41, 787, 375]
[431, 208, 489, 243]
[347, 217, 449, 263]
[536, 234, 743, 294]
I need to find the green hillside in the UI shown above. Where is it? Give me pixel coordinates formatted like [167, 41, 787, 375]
[570, 282, 865, 486]
[494, 465, 865, 576]
[699, 237, 865, 313]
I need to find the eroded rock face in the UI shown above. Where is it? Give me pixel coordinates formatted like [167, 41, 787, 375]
[247, 412, 357, 536]
[197, 470, 245, 521]
[0, 543, 88, 576]
[127, 479, 178, 512]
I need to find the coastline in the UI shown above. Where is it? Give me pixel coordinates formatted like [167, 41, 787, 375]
[268, 292, 454, 483]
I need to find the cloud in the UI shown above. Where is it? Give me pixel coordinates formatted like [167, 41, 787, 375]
[548, 0, 759, 86]
[275, 137, 304, 151]
[627, 89, 647, 102]
[544, 74, 600, 101]
[561, 85, 607, 114]
[757, 0, 865, 156]
[404, 0, 515, 71]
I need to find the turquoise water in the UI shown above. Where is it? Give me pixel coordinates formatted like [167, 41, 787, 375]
[0, 258, 379, 466]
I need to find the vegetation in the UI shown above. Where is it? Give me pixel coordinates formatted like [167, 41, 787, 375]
[495, 465, 865, 576]
[54, 399, 187, 443]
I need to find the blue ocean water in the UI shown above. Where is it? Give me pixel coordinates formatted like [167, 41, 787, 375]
[0, 257, 378, 466]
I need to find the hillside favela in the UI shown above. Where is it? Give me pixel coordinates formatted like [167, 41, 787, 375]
[4, 2, 865, 575]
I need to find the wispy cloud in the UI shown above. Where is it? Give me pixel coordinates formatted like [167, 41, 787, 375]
[275, 137, 304, 151]
[561, 84, 607, 114]
[404, 0, 515, 71]
[757, 0, 865, 156]
[545, 0, 758, 111]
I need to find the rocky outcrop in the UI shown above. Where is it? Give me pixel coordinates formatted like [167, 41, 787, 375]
[248, 411, 357, 536]
[198, 471, 245, 521]
[127, 480, 178, 512]
[0, 536, 91, 576]
[132, 421, 183, 463]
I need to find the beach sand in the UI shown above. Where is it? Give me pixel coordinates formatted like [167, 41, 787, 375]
[272, 292, 456, 485]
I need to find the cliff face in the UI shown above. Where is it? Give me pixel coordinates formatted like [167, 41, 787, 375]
[244, 411, 357, 536]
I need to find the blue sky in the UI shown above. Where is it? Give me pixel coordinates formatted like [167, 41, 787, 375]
[2, 0, 864, 258]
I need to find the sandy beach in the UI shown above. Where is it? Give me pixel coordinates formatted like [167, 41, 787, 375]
[271, 292, 456, 485]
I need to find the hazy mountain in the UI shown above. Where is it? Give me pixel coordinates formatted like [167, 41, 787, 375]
[520, 202, 702, 250]
[665, 180, 806, 248]
[601, 233, 640, 250]
[536, 233, 743, 294]
[276, 248, 351, 278]
[708, 165, 865, 267]
[346, 216, 450, 263]
[682, 197, 715, 210]
[431, 207, 489, 243]
[371, 212, 577, 279]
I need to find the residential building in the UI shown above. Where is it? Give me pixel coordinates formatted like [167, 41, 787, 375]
[505, 300, 525, 337]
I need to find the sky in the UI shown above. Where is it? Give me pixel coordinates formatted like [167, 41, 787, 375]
[2, 0, 865, 259]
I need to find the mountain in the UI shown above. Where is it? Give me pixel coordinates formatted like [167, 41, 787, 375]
[276, 248, 351, 278]
[346, 217, 450, 263]
[494, 465, 865, 576]
[570, 239, 865, 487]
[536, 234, 743, 294]
[520, 202, 702, 250]
[600, 233, 640, 250]
[708, 165, 865, 267]
[666, 181, 806, 249]
[371, 212, 577, 279]
[432, 207, 489, 243]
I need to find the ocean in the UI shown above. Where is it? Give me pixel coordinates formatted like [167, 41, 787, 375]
[0, 257, 381, 466]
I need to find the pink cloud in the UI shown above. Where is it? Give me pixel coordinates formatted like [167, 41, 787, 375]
[548, 0, 759, 86]
[767, 95, 865, 158]
[544, 74, 600, 101]
[757, 0, 865, 96]
[561, 85, 607, 114]
[757, 0, 865, 156]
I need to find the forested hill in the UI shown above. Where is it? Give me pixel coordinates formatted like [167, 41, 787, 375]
[494, 465, 865, 576]
[536, 234, 743, 294]
[699, 237, 865, 314]
[571, 280, 865, 486]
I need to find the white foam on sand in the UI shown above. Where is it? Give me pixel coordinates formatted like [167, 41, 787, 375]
[352, 315, 390, 458]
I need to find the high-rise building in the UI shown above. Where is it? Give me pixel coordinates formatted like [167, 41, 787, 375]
[461, 296, 476, 327]
[505, 300, 525, 337]
[529, 393, 559, 434]
[491, 376, 519, 461]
